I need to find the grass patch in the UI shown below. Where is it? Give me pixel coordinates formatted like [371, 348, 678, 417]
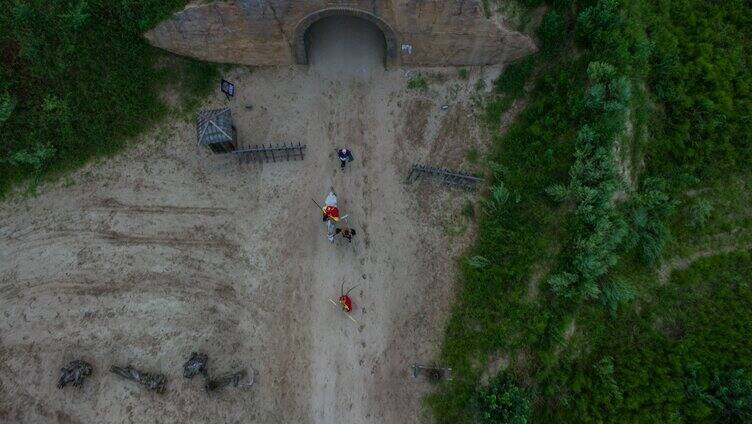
[465, 148, 480, 163]
[461, 200, 475, 219]
[407, 73, 429, 92]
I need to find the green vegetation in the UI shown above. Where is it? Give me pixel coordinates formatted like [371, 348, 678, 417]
[462, 200, 476, 220]
[466, 147, 480, 163]
[689, 368, 752, 423]
[477, 373, 530, 424]
[554, 252, 752, 423]
[407, 73, 429, 92]
[538, 9, 566, 53]
[0, 0, 217, 196]
[432, 0, 752, 422]
[645, 0, 752, 180]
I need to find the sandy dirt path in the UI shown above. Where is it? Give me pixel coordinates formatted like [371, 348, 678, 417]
[0, 17, 496, 423]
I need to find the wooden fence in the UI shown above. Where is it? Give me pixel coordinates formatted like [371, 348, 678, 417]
[233, 143, 306, 164]
[406, 164, 483, 190]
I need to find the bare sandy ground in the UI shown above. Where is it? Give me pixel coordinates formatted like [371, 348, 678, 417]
[0, 17, 499, 423]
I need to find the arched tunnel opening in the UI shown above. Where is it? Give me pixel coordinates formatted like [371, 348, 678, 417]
[304, 15, 388, 73]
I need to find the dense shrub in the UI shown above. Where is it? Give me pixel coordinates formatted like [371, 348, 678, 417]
[551, 253, 752, 423]
[476, 374, 530, 424]
[430, 0, 752, 422]
[687, 198, 713, 228]
[0, 0, 216, 195]
[598, 279, 634, 317]
[645, 0, 752, 178]
[538, 10, 566, 53]
[494, 55, 537, 97]
[407, 73, 429, 92]
[624, 178, 675, 265]
[430, 55, 584, 423]
[689, 368, 752, 423]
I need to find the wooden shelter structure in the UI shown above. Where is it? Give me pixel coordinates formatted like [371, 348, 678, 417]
[197, 108, 237, 153]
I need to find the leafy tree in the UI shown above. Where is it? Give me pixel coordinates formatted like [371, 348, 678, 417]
[593, 356, 623, 403]
[59, 1, 89, 30]
[548, 272, 578, 298]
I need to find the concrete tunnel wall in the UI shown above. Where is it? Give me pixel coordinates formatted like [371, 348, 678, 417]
[145, 0, 538, 68]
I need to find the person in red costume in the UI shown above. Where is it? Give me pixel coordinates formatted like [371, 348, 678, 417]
[322, 204, 339, 222]
[322, 191, 340, 243]
[338, 282, 358, 313]
[338, 294, 353, 312]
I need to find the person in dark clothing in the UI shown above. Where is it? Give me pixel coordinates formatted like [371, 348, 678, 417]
[338, 148, 354, 169]
[335, 227, 357, 242]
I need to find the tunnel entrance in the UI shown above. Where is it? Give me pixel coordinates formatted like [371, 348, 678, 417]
[293, 8, 399, 69]
[305, 16, 386, 73]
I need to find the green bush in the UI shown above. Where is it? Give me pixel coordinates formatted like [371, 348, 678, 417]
[9, 143, 55, 174]
[475, 78, 488, 92]
[0, 0, 216, 195]
[555, 58, 633, 300]
[0, 92, 15, 123]
[689, 368, 752, 423]
[625, 178, 674, 265]
[598, 279, 635, 317]
[494, 55, 537, 97]
[407, 73, 429, 92]
[483, 182, 512, 216]
[538, 10, 566, 53]
[476, 374, 530, 424]
[544, 184, 569, 203]
[688, 198, 713, 228]
[462, 200, 476, 219]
